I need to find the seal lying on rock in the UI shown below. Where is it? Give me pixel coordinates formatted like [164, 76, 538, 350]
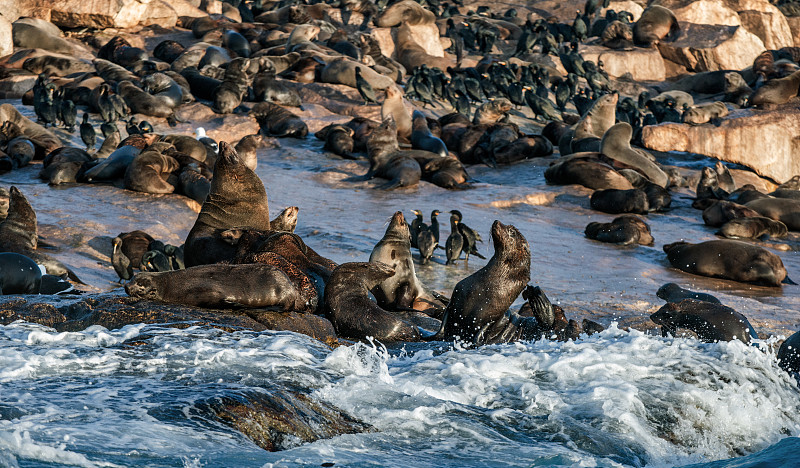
[651, 299, 757, 343]
[433, 220, 530, 344]
[324, 262, 422, 342]
[250, 102, 308, 138]
[363, 117, 421, 190]
[663, 240, 788, 286]
[126, 264, 303, 310]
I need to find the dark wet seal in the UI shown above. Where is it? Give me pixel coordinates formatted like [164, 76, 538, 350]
[651, 299, 757, 344]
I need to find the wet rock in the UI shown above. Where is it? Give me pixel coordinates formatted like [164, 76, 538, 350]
[0, 294, 338, 342]
[173, 103, 260, 144]
[641, 105, 800, 184]
[579, 45, 665, 81]
[657, 23, 764, 72]
[195, 388, 372, 452]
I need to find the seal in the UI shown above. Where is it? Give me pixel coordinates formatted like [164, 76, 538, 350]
[545, 153, 635, 190]
[317, 124, 356, 159]
[369, 211, 445, 314]
[184, 141, 271, 267]
[153, 40, 185, 64]
[718, 216, 788, 240]
[12, 18, 75, 55]
[213, 57, 251, 114]
[682, 101, 729, 125]
[633, 5, 680, 47]
[745, 197, 800, 231]
[411, 111, 448, 158]
[600, 123, 669, 188]
[394, 23, 452, 71]
[178, 163, 211, 204]
[584, 215, 654, 246]
[250, 102, 308, 138]
[750, 70, 800, 107]
[117, 80, 175, 118]
[363, 118, 421, 190]
[433, 220, 531, 344]
[472, 98, 512, 125]
[778, 329, 800, 374]
[126, 263, 303, 310]
[651, 299, 757, 343]
[375, 0, 436, 27]
[574, 92, 618, 140]
[234, 134, 262, 171]
[0, 252, 42, 294]
[590, 188, 649, 214]
[252, 72, 302, 107]
[663, 240, 788, 286]
[381, 85, 412, 139]
[324, 262, 422, 342]
[699, 200, 760, 227]
[270, 206, 299, 232]
[123, 147, 180, 194]
[82, 145, 140, 182]
[320, 57, 395, 91]
[413, 153, 471, 189]
[656, 283, 722, 304]
[141, 73, 184, 109]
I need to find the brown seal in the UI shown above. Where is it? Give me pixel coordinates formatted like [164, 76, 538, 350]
[544, 153, 635, 190]
[585, 215, 654, 246]
[472, 99, 512, 125]
[270, 206, 299, 232]
[125, 264, 302, 310]
[250, 102, 308, 138]
[184, 141, 271, 267]
[718, 216, 788, 239]
[234, 134, 263, 171]
[651, 300, 757, 343]
[700, 199, 761, 227]
[663, 240, 788, 286]
[745, 197, 800, 231]
[600, 123, 669, 188]
[117, 81, 175, 119]
[369, 211, 445, 314]
[394, 23, 452, 72]
[590, 188, 649, 214]
[324, 262, 422, 342]
[381, 85, 412, 140]
[363, 118, 421, 189]
[434, 220, 531, 344]
[633, 5, 680, 47]
[123, 147, 180, 194]
[750, 70, 800, 107]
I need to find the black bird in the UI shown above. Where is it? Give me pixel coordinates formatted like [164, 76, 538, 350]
[552, 78, 572, 112]
[463, 77, 483, 102]
[80, 113, 96, 150]
[506, 83, 526, 108]
[525, 89, 562, 122]
[572, 11, 588, 42]
[417, 229, 436, 265]
[60, 98, 77, 132]
[101, 121, 119, 138]
[110, 94, 128, 122]
[126, 117, 141, 135]
[354, 67, 377, 105]
[514, 24, 537, 57]
[111, 237, 133, 282]
[445, 214, 463, 265]
[139, 120, 155, 134]
[410, 209, 427, 248]
[35, 83, 58, 128]
[452, 89, 471, 117]
[141, 250, 172, 272]
[97, 84, 116, 123]
[450, 210, 485, 261]
[164, 244, 185, 270]
[430, 209, 441, 245]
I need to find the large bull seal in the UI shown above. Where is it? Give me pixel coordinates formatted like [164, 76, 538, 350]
[663, 240, 788, 286]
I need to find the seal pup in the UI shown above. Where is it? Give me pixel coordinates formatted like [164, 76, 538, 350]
[369, 211, 445, 313]
[718, 217, 788, 240]
[700, 200, 760, 227]
[434, 220, 530, 344]
[656, 283, 721, 304]
[123, 147, 180, 194]
[663, 240, 788, 286]
[381, 85, 411, 139]
[411, 111, 448, 158]
[126, 264, 302, 310]
[0, 252, 42, 294]
[651, 300, 757, 343]
[250, 102, 308, 138]
[584, 215, 654, 246]
[324, 262, 422, 342]
[600, 123, 669, 188]
[633, 5, 679, 47]
[316, 124, 356, 159]
[270, 206, 299, 232]
[184, 141, 271, 267]
[363, 118, 421, 190]
[590, 188, 649, 214]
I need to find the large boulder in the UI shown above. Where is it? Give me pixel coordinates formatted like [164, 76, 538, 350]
[641, 105, 800, 183]
[580, 44, 665, 81]
[657, 23, 764, 72]
[371, 23, 445, 59]
[0, 15, 10, 57]
[25, 0, 194, 29]
[787, 17, 800, 48]
[655, 0, 793, 49]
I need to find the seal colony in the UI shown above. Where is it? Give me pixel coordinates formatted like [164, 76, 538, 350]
[2, 0, 800, 456]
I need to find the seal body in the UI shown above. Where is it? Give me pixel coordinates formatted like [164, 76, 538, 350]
[585, 215, 654, 245]
[435, 220, 531, 344]
[590, 188, 649, 214]
[663, 240, 787, 286]
[410, 111, 448, 158]
[364, 118, 421, 189]
[778, 330, 800, 374]
[324, 262, 421, 342]
[634, 5, 680, 47]
[651, 299, 757, 343]
[545, 153, 634, 190]
[745, 197, 800, 231]
[124, 149, 179, 194]
[125, 264, 302, 310]
[718, 217, 788, 239]
[250, 102, 308, 138]
[0, 252, 42, 294]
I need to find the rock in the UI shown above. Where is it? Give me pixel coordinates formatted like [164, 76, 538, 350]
[580, 44, 665, 81]
[787, 17, 800, 48]
[0, 294, 339, 342]
[195, 388, 372, 452]
[655, 0, 793, 49]
[657, 23, 764, 72]
[0, 75, 37, 99]
[173, 103, 261, 143]
[0, 15, 11, 57]
[641, 105, 800, 183]
[34, 0, 181, 29]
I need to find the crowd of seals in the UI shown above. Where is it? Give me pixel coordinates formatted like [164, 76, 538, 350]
[0, 0, 799, 385]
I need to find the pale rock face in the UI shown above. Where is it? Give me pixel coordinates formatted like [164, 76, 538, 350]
[371, 23, 444, 59]
[657, 23, 764, 72]
[641, 106, 800, 184]
[579, 45, 666, 81]
[0, 15, 11, 57]
[14, 0, 206, 29]
[785, 17, 800, 48]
